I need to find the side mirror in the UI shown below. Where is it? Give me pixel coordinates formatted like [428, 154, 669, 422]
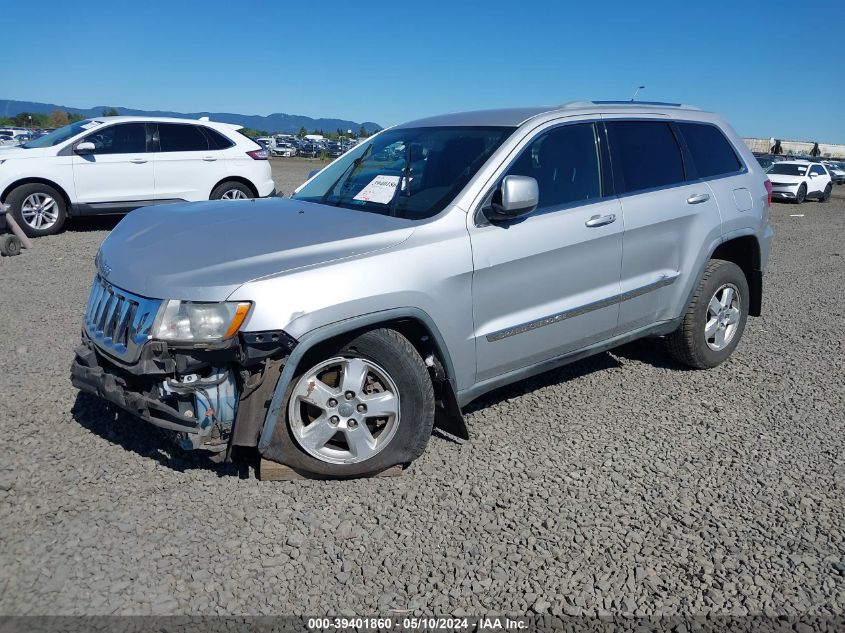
[74, 141, 96, 155]
[307, 169, 321, 180]
[485, 175, 539, 222]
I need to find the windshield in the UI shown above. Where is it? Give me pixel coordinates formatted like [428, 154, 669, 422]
[293, 126, 514, 220]
[22, 119, 101, 148]
[767, 163, 808, 176]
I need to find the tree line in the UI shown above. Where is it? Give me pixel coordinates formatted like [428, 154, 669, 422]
[0, 108, 120, 129]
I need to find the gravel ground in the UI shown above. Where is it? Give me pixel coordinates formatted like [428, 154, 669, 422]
[0, 176, 843, 618]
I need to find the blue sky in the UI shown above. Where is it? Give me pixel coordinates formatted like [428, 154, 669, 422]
[3, 0, 844, 142]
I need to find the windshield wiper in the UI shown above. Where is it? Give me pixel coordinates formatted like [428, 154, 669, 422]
[319, 143, 373, 206]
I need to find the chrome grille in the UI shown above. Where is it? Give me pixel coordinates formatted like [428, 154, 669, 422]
[84, 277, 162, 363]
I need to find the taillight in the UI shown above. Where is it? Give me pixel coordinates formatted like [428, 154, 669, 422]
[764, 179, 772, 206]
[247, 149, 268, 160]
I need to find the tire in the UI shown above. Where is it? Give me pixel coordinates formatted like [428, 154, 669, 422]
[795, 183, 806, 204]
[274, 328, 435, 478]
[0, 234, 21, 256]
[210, 181, 254, 200]
[6, 183, 67, 237]
[820, 183, 832, 202]
[666, 259, 750, 369]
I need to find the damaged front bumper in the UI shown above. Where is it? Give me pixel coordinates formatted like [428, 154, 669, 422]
[71, 330, 294, 453]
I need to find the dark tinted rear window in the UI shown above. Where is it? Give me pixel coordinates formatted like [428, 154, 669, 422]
[677, 122, 742, 178]
[158, 123, 209, 152]
[606, 121, 685, 193]
[203, 126, 234, 149]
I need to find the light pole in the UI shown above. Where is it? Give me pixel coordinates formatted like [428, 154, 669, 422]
[631, 85, 645, 101]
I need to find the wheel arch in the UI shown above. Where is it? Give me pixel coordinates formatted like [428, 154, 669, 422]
[210, 176, 258, 199]
[711, 234, 763, 317]
[2, 177, 73, 213]
[257, 308, 467, 461]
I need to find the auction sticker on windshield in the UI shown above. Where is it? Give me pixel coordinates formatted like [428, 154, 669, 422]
[353, 175, 400, 204]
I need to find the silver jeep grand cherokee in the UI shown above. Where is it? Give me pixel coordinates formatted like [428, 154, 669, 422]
[72, 101, 774, 478]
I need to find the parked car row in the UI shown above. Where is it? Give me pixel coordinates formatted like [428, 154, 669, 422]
[0, 116, 275, 236]
[0, 128, 47, 146]
[254, 134, 360, 158]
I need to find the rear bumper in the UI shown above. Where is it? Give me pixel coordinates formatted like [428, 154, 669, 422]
[257, 177, 276, 197]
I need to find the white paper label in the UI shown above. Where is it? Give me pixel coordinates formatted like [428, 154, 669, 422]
[353, 175, 400, 204]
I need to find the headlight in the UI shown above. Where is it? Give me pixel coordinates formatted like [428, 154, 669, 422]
[153, 300, 251, 342]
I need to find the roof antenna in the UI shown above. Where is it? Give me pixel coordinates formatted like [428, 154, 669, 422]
[631, 85, 645, 101]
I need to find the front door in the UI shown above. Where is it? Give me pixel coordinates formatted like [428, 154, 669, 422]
[72, 122, 155, 205]
[469, 122, 623, 383]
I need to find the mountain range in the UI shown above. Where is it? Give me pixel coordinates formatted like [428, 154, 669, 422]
[0, 99, 382, 134]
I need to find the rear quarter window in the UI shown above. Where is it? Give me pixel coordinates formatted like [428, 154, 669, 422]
[677, 122, 743, 179]
[202, 126, 235, 150]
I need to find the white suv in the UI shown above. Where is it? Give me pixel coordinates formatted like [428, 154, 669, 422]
[0, 116, 275, 236]
[766, 160, 832, 204]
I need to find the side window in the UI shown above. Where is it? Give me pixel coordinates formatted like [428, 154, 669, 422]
[677, 122, 742, 179]
[605, 121, 685, 193]
[809, 165, 825, 176]
[505, 123, 602, 210]
[84, 123, 147, 155]
[158, 123, 210, 152]
[202, 126, 234, 150]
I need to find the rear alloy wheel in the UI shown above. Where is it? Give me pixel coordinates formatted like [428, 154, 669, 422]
[666, 259, 749, 369]
[820, 183, 832, 202]
[6, 183, 67, 237]
[275, 328, 435, 478]
[795, 183, 806, 204]
[210, 181, 254, 200]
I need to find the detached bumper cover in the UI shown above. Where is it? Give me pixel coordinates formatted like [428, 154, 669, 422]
[71, 336, 202, 434]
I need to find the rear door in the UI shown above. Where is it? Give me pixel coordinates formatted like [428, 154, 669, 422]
[152, 123, 229, 201]
[71, 122, 155, 205]
[604, 119, 722, 334]
[675, 121, 754, 238]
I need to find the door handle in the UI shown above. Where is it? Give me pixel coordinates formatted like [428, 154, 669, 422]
[686, 193, 710, 204]
[129, 158, 147, 164]
[585, 213, 616, 228]
[202, 156, 217, 162]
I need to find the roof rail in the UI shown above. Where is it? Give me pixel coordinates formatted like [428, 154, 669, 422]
[560, 100, 700, 110]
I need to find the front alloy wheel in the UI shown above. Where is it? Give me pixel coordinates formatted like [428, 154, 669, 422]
[7, 183, 67, 237]
[288, 356, 401, 464]
[21, 193, 59, 231]
[269, 328, 435, 478]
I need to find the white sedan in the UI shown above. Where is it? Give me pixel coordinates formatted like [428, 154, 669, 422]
[766, 160, 832, 204]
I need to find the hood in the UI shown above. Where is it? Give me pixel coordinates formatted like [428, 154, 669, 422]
[767, 174, 805, 184]
[0, 145, 46, 158]
[98, 197, 416, 301]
